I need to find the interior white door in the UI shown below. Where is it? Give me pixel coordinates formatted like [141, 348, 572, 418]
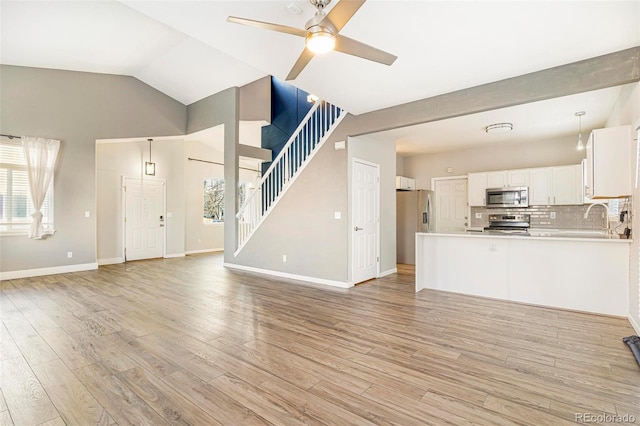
[124, 178, 165, 261]
[435, 178, 468, 232]
[352, 160, 379, 284]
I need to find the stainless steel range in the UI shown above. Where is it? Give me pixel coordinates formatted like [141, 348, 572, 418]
[484, 214, 531, 234]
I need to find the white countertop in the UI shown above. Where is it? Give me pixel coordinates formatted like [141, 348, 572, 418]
[417, 230, 632, 243]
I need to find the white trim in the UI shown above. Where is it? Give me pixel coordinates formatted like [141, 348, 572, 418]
[164, 253, 185, 259]
[0, 263, 98, 281]
[379, 268, 398, 278]
[224, 262, 353, 289]
[630, 314, 640, 335]
[98, 257, 124, 266]
[185, 248, 223, 255]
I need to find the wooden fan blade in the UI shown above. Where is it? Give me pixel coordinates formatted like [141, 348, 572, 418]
[334, 34, 397, 66]
[227, 16, 307, 37]
[286, 49, 315, 80]
[322, 0, 366, 33]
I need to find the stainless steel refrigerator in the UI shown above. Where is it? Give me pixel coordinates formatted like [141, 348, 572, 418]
[396, 190, 434, 265]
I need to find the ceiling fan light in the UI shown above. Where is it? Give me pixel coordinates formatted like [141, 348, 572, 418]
[306, 31, 335, 54]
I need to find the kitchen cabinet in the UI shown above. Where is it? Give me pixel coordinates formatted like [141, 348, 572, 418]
[508, 169, 529, 187]
[585, 125, 632, 198]
[552, 165, 583, 205]
[396, 176, 416, 190]
[486, 171, 507, 188]
[529, 167, 552, 205]
[467, 172, 487, 206]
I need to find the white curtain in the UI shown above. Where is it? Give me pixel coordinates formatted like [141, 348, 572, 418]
[22, 137, 60, 239]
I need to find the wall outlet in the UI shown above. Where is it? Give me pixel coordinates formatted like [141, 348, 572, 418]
[489, 244, 497, 252]
[475, 212, 482, 219]
[67, 252, 73, 258]
[334, 211, 341, 219]
[550, 212, 556, 219]
[84, 211, 90, 218]
[282, 254, 287, 263]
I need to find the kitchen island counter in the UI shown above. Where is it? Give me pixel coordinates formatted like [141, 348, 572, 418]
[416, 232, 629, 316]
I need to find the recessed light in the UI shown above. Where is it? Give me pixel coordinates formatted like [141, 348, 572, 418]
[485, 123, 513, 133]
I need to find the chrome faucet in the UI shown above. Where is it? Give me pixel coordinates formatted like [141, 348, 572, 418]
[583, 202, 611, 235]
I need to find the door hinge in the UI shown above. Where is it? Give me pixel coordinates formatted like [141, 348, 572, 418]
[377, 256, 379, 262]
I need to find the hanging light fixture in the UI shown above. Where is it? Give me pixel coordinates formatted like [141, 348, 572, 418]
[575, 111, 586, 151]
[145, 138, 156, 175]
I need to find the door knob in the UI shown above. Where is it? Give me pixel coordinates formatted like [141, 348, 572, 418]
[354, 226, 363, 231]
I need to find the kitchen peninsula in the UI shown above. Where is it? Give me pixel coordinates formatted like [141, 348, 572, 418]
[415, 232, 631, 316]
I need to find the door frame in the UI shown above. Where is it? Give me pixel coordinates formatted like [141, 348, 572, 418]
[431, 175, 469, 233]
[351, 158, 381, 284]
[121, 176, 167, 261]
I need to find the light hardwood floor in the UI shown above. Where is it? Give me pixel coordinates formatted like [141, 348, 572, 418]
[1, 254, 639, 425]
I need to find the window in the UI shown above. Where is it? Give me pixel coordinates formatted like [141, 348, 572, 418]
[0, 141, 54, 233]
[202, 178, 252, 224]
[203, 178, 224, 224]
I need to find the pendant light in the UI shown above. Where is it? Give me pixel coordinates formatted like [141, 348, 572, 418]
[145, 138, 155, 175]
[575, 111, 586, 151]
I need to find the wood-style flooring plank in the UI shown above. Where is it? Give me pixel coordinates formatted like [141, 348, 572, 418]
[0, 356, 59, 426]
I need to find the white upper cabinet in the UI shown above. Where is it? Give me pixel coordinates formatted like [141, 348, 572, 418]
[486, 171, 507, 188]
[396, 176, 416, 190]
[529, 167, 553, 205]
[585, 125, 632, 198]
[468, 172, 488, 206]
[508, 169, 530, 187]
[552, 165, 583, 205]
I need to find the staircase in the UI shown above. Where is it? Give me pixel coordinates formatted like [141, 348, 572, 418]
[235, 100, 345, 256]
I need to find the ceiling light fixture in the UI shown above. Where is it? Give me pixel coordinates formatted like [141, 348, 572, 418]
[485, 123, 513, 133]
[145, 138, 155, 176]
[575, 111, 586, 151]
[305, 28, 336, 54]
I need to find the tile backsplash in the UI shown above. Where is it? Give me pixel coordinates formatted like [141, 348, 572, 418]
[470, 204, 613, 231]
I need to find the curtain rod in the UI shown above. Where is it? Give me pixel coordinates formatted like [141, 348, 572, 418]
[1, 133, 20, 139]
[187, 157, 260, 173]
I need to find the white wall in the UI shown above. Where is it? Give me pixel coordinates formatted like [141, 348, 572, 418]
[96, 139, 185, 262]
[403, 136, 586, 189]
[348, 135, 397, 277]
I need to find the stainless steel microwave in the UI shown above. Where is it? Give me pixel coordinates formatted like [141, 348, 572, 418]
[486, 187, 529, 208]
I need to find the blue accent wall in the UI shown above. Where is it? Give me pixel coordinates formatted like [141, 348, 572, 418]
[261, 77, 312, 174]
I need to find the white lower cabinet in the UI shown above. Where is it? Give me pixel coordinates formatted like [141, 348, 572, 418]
[416, 233, 629, 316]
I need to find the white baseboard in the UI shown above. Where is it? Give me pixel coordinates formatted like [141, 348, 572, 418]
[630, 314, 640, 335]
[164, 253, 186, 259]
[223, 262, 353, 289]
[0, 263, 98, 281]
[98, 257, 124, 266]
[185, 248, 223, 255]
[379, 268, 398, 278]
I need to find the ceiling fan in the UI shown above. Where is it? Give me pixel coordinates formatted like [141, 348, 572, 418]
[227, 0, 397, 80]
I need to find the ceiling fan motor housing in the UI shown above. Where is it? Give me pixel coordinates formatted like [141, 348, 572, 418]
[310, 0, 332, 11]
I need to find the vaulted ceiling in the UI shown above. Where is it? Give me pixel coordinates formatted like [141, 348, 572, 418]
[1, 1, 639, 153]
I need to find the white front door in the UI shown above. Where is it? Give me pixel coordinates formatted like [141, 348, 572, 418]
[435, 178, 468, 232]
[124, 178, 165, 261]
[352, 160, 379, 284]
